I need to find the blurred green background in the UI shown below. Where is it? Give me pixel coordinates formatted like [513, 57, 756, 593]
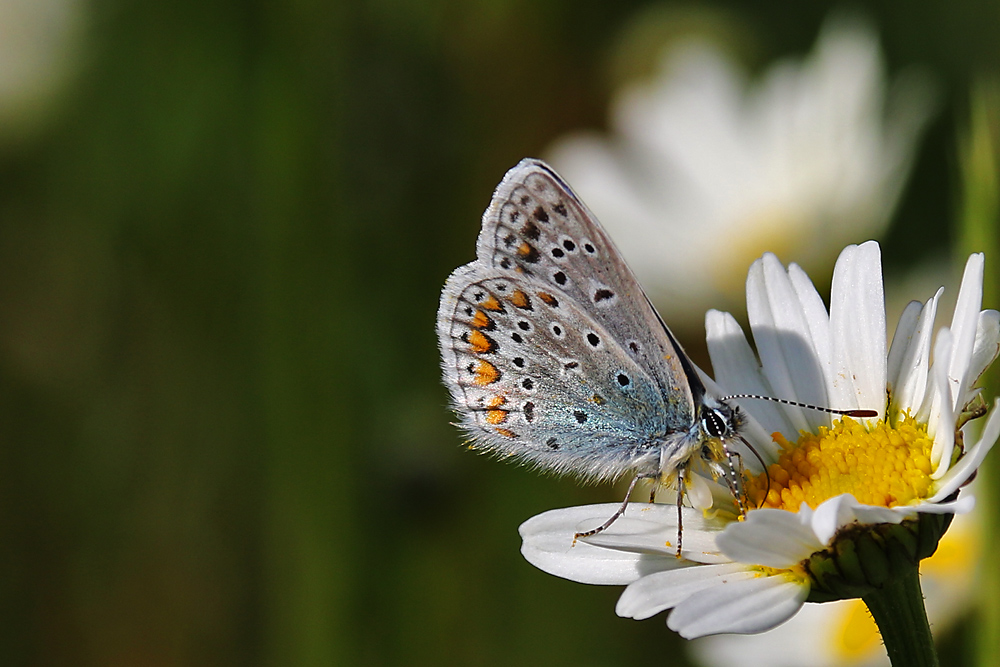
[2, 1, 999, 666]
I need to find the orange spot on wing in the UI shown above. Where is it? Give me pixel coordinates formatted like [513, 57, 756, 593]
[537, 292, 558, 307]
[495, 428, 517, 438]
[468, 330, 496, 354]
[486, 409, 508, 424]
[510, 289, 531, 309]
[481, 296, 503, 311]
[471, 310, 492, 329]
[473, 360, 501, 385]
[486, 395, 506, 408]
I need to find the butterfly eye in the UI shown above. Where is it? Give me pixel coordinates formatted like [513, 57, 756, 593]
[702, 408, 729, 438]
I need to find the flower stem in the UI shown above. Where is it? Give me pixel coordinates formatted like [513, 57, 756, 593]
[862, 565, 938, 667]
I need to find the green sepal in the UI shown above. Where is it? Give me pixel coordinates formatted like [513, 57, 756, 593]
[857, 531, 891, 587]
[804, 510, 955, 604]
[883, 521, 919, 562]
[916, 511, 953, 560]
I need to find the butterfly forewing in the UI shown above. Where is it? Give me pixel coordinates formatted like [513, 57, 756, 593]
[476, 159, 696, 429]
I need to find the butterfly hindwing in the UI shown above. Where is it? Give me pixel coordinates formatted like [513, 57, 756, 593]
[438, 266, 667, 480]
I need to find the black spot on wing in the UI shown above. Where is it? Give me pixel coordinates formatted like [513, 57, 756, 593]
[521, 220, 541, 240]
[594, 289, 614, 302]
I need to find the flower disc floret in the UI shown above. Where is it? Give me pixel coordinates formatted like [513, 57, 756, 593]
[748, 417, 934, 511]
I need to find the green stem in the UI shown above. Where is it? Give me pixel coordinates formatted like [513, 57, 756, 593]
[862, 565, 938, 667]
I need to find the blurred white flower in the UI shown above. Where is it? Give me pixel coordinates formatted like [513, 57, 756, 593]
[546, 17, 934, 324]
[0, 0, 84, 140]
[690, 509, 979, 667]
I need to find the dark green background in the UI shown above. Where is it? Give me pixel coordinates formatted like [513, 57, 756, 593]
[1, 1, 997, 665]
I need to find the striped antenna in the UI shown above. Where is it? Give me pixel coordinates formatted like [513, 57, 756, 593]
[720, 393, 879, 418]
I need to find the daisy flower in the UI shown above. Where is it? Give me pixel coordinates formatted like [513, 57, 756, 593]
[690, 509, 980, 667]
[545, 18, 934, 325]
[520, 241, 1000, 643]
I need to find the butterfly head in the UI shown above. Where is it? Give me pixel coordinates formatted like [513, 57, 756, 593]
[695, 396, 750, 514]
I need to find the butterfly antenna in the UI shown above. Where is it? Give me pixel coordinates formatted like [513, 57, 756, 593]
[721, 394, 878, 418]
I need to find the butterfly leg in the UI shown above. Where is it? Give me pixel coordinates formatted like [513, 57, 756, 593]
[574, 472, 656, 540]
[675, 463, 687, 558]
[723, 447, 748, 518]
[704, 441, 749, 518]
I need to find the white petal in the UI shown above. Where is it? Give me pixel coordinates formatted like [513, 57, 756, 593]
[889, 290, 941, 420]
[966, 310, 1000, 402]
[929, 398, 1000, 501]
[688, 473, 715, 510]
[706, 308, 794, 443]
[912, 493, 975, 514]
[668, 572, 809, 638]
[616, 563, 753, 620]
[917, 325, 946, 426]
[716, 507, 825, 567]
[947, 254, 984, 413]
[887, 299, 922, 392]
[519, 505, 682, 585]
[579, 503, 730, 564]
[929, 329, 956, 478]
[840, 502, 912, 525]
[806, 494, 914, 544]
[747, 254, 827, 433]
[828, 241, 886, 418]
[788, 263, 833, 373]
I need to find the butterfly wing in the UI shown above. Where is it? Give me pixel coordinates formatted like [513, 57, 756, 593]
[439, 266, 670, 480]
[437, 159, 702, 481]
[476, 159, 700, 426]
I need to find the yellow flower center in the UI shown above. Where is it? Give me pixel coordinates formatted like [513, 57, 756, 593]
[747, 416, 934, 511]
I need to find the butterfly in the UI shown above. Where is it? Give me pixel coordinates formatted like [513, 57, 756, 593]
[436, 158, 762, 549]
